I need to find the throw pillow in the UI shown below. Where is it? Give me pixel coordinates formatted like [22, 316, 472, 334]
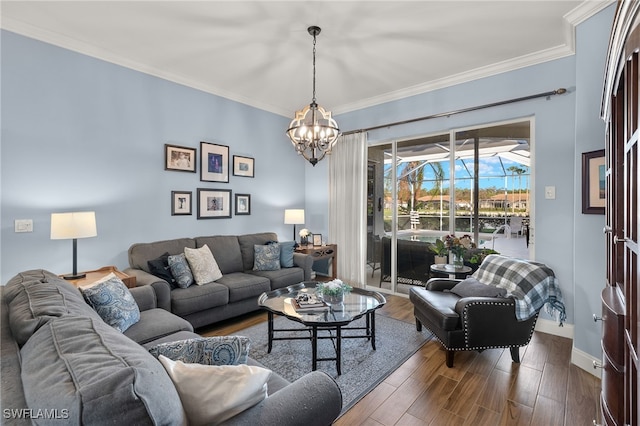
[147, 252, 176, 286]
[278, 241, 296, 268]
[81, 277, 141, 332]
[184, 245, 222, 285]
[449, 277, 507, 298]
[158, 355, 271, 425]
[148, 336, 250, 365]
[168, 253, 194, 288]
[253, 244, 281, 271]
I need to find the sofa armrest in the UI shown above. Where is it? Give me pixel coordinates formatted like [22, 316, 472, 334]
[129, 285, 157, 311]
[425, 278, 460, 291]
[220, 371, 342, 426]
[124, 268, 172, 311]
[293, 253, 314, 281]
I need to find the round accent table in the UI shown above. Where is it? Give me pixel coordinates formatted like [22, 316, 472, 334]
[430, 263, 472, 280]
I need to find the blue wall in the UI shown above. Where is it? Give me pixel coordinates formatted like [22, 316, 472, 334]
[1, 30, 306, 282]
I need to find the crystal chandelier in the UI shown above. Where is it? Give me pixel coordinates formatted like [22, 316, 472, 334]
[286, 26, 340, 166]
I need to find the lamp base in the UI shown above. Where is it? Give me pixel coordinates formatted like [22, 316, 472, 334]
[62, 273, 86, 280]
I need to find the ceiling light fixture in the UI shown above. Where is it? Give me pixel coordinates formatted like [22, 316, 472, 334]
[286, 26, 340, 166]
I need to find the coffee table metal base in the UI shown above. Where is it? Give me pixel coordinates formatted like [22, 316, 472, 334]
[266, 311, 377, 375]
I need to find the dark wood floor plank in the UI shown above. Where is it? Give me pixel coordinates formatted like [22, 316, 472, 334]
[538, 363, 569, 402]
[406, 375, 459, 423]
[463, 405, 502, 426]
[477, 368, 514, 413]
[565, 364, 600, 425]
[498, 400, 534, 425]
[442, 371, 488, 418]
[370, 377, 427, 425]
[530, 395, 565, 426]
[507, 364, 543, 408]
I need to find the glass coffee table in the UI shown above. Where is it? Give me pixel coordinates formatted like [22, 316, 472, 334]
[257, 281, 386, 375]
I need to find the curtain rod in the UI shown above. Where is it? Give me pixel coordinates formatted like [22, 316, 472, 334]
[341, 88, 567, 136]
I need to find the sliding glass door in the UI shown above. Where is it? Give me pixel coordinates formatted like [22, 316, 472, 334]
[366, 119, 531, 294]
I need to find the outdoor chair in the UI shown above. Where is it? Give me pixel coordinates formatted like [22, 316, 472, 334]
[409, 254, 565, 367]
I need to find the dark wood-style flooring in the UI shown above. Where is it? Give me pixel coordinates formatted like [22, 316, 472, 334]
[199, 294, 601, 426]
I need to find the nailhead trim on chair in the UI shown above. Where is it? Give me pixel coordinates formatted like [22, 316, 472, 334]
[461, 301, 538, 351]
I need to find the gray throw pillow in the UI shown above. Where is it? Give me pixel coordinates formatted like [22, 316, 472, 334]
[168, 253, 194, 288]
[278, 241, 296, 268]
[148, 336, 251, 365]
[449, 277, 507, 298]
[253, 244, 281, 271]
[81, 277, 141, 333]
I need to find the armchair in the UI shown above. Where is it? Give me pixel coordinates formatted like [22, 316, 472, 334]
[409, 255, 565, 368]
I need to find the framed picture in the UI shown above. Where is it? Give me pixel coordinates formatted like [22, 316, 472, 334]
[197, 188, 232, 219]
[165, 144, 196, 172]
[234, 193, 251, 215]
[313, 234, 322, 246]
[171, 191, 192, 216]
[233, 155, 255, 178]
[200, 142, 229, 182]
[582, 149, 606, 215]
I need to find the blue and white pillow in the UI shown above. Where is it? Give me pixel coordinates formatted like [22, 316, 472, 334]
[168, 253, 194, 288]
[148, 336, 251, 365]
[253, 244, 281, 271]
[81, 277, 140, 333]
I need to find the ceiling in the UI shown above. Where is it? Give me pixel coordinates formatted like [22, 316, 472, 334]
[0, 1, 613, 118]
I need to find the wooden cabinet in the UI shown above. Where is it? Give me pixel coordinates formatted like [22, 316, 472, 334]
[296, 244, 338, 280]
[601, 2, 640, 424]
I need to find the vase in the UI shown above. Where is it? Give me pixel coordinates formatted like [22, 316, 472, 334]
[434, 255, 447, 265]
[301, 236, 308, 246]
[450, 253, 464, 268]
[323, 292, 344, 309]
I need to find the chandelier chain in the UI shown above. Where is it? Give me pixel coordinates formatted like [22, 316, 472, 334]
[312, 32, 317, 104]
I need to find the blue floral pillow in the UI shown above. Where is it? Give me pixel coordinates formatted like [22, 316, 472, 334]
[168, 253, 194, 288]
[81, 277, 140, 333]
[253, 244, 281, 271]
[148, 336, 251, 365]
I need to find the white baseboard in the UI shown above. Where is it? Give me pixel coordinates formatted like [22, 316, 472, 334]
[534, 319, 601, 379]
[534, 318, 574, 339]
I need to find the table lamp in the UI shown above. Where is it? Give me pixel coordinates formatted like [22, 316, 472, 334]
[284, 209, 305, 241]
[51, 211, 97, 279]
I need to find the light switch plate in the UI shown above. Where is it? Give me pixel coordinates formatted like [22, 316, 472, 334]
[15, 219, 33, 233]
[544, 186, 556, 200]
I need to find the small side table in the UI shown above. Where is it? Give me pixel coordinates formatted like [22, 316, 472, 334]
[430, 264, 472, 280]
[62, 266, 136, 289]
[295, 244, 338, 280]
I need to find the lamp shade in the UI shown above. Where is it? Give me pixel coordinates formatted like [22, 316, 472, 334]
[284, 209, 305, 225]
[51, 212, 97, 240]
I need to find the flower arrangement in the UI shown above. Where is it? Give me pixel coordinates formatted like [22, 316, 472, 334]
[444, 234, 475, 259]
[317, 279, 352, 297]
[299, 228, 311, 238]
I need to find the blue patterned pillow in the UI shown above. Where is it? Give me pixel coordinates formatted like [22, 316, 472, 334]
[148, 336, 251, 365]
[278, 241, 296, 268]
[81, 277, 140, 333]
[253, 244, 281, 271]
[168, 253, 194, 288]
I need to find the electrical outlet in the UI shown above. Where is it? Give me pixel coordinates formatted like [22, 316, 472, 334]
[544, 186, 556, 200]
[15, 219, 33, 233]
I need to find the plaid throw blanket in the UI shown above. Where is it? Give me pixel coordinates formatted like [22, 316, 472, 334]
[472, 254, 566, 325]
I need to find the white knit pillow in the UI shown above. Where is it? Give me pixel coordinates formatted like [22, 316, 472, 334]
[184, 244, 222, 285]
[158, 355, 270, 424]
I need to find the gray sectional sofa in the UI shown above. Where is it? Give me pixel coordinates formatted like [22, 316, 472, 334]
[125, 232, 314, 328]
[1, 269, 342, 425]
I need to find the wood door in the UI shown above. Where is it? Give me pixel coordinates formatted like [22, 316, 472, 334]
[602, 3, 640, 424]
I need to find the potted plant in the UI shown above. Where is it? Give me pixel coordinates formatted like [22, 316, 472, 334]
[429, 239, 448, 264]
[316, 279, 352, 306]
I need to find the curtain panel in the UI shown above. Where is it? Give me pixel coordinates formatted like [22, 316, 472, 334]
[328, 132, 367, 288]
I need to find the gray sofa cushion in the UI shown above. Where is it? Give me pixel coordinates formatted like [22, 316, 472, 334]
[237, 232, 278, 272]
[250, 267, 304, 290]
[171, 282, 229, 317]
[128, 237, 196, 272]
[4, 270, 101, 346]
[124, 308, 194, 344]
[20, 316, 186, 425]
[215, 272, 271, 303]
[196, 235, 244, 274]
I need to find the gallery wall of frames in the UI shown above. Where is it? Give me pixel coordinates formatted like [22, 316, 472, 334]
[165, 141, 255, 219]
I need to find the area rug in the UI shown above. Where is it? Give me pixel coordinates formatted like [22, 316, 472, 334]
[238, 314, 432, 414]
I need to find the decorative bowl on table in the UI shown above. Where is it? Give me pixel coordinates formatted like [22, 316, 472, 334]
[444, 264, 458, 271]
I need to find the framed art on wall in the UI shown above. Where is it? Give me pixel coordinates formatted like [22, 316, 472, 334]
[581, 149, 606, 215]
[234, 193, 251, 215]
[200, 142, 229, 182]
[197, 188, 232, 219]
[232, 155, 255, 178]
[171, 191, 192, 216]
[165, 144, 196, 172]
